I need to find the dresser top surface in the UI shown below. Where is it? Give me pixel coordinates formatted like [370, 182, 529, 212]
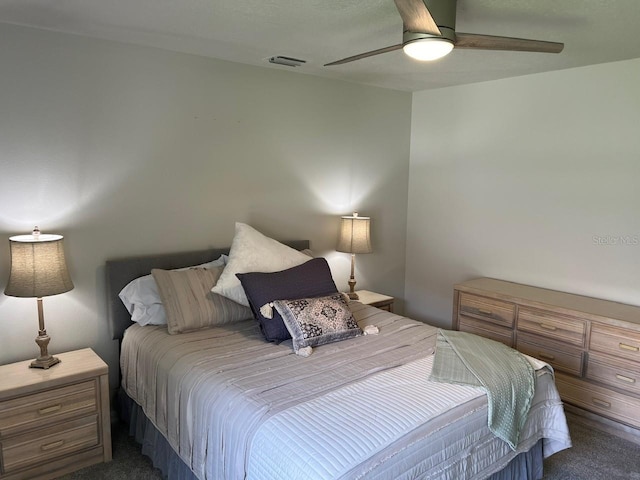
[455, 278, 640, 326]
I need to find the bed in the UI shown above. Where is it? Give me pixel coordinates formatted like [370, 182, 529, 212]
[106, 232, 571, 480]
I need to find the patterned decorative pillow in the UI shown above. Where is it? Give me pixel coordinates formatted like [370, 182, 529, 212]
[152, 267, 252, 334]
[273, 293, 362, 355]
[236, 257, 338, 343]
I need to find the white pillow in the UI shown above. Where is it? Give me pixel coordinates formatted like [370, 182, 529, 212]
[119, 255, 227, 325]
[212, 223, 310, 307]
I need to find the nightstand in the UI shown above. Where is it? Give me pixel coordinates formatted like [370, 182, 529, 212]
[0, 348, 112, 480]
[355, 290, 395, 312]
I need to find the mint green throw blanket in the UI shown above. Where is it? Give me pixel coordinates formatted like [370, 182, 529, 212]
[430, 329, 535, 450]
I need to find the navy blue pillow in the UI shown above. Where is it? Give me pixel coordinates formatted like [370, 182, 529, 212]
[236, 258, 338, 343]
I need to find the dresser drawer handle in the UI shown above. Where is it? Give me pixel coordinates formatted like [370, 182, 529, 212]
[477, 308, 493, 316]
[591, 398, 611, 409]
[619, 343, 639, 352]
[539, 323, 557, 331]
[38, 404, 62, 415]
[615, 374, 636, 384]
[41, 440, 64, 451]
[538, 352, 555, 361]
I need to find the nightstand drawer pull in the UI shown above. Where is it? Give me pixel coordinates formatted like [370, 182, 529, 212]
[591, 398, 611, 409]
[38, 404, 62, 415]
[615, 374, 636, 384]
[539, 323, 557, 331]
[477, 308, 493, 316]
[538, 352, 555, 361]
[619, 343, 639, 352]
[41, 439, 65, 452]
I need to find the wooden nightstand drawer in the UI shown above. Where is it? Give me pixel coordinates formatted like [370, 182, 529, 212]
[1, 415, 99, 474]
[590, 324, 640, 362]
[459, 293, 515, 328]
[586, 352, 640, 396]
[555, 372, 640, 429]
[517, 307, 586, 347]
[516, 333, 583, 376]
[0, 380, 97, 437]
[458, 316, 513, 347]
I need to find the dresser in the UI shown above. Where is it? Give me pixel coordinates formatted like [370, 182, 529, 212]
[0, 348, 111, 480]
[453, 278, 640, 432]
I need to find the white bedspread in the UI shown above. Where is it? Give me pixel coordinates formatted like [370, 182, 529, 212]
[121, 302, 571, 480]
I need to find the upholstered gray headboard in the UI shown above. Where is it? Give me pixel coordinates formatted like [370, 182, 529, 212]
[105, 241, 310, 341]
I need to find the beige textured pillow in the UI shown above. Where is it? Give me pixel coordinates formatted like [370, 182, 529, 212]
[152, 267, 252, 334]
[211, 222, 311, 307]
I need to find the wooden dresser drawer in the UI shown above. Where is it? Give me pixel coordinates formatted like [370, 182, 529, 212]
[0, 380, 97, 437]
[555, 372, 640, 429]
[590, 324, 640, 362]
[459, 316, 514, 347]
[516, 332, 583, 376]
[517, 307, 586, 347]
[1, 415, 98, 474]
[459, 293, 515, 328]
[586, 352, 640, 396]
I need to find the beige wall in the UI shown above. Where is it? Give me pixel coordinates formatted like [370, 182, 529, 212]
[405, 58, 640, 327]
[0, 24, 412, 389]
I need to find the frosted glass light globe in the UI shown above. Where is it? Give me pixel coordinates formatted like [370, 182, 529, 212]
[403, 38, 454, 61]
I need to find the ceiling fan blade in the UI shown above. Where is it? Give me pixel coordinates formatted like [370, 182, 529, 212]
[455, 33, 564, 53]
[393, 0, 441, 35]
[324, 44, 404, 66]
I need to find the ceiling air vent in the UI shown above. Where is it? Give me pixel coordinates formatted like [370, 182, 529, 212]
[268, 56, 306, 67]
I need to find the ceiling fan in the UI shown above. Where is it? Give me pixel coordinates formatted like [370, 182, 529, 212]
[325, 0, 564, 66]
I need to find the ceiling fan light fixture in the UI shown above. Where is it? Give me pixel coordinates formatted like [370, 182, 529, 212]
[403, 37, 454, 61]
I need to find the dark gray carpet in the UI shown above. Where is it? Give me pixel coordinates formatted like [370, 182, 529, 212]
[59, 414, 640, 479]
[542, 416, 640, 480]
[58, 423, 163, 480]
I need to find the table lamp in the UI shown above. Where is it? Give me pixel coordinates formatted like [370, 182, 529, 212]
[5, 227, 74, 369]
[337, 212, 372, 300]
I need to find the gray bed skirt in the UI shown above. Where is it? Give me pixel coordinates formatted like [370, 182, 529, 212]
[117, 389, 544, 480]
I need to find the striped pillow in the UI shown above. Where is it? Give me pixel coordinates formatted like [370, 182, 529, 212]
[152, 267, 252, 334]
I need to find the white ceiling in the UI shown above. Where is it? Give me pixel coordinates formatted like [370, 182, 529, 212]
[1, 0, 640, 92]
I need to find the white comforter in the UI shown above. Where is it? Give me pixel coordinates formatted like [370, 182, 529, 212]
[121, 302, 571, 480]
